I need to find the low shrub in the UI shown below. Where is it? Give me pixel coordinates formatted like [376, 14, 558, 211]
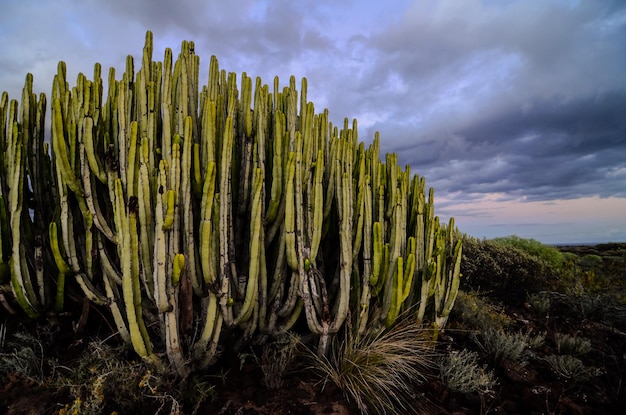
[260, 334, 299, 390]
[526, 291, 551, 315]
[474, 329, 545, 366]
[0, 331, 47, 384]
[439, 349, 497, 395]
[461, 236, 553, 302]
[450, 291, 512, 331]
[553, 333, 592, 356]
[550, 291, 626, 329]
[544, 355, 592, 384]
[56, 341, 190, 415]
[578, 254, 603, 270]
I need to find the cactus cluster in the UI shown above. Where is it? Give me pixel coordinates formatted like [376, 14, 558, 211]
[0, 31, 462, 376]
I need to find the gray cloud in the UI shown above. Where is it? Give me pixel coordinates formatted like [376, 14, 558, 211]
[329, 0, 626, 206]
[404, 90, 626, 201]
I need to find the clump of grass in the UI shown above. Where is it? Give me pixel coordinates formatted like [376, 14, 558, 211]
[439, 349, 497, 395]
[475, 329, 545, 366]
[301, 318, 437, 415]
[554, 333, 592, 356]
[260, 333, 299, 390]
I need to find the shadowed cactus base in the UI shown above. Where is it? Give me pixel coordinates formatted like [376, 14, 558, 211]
[0, 31, 462, 376]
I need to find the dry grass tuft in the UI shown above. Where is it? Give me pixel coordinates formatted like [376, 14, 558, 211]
[301, 318, 438, 415]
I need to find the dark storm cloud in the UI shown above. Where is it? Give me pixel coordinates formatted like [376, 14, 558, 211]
[462, 93, 626, 166]
[395, 91, 626, 201]
[342, 1, 626, 204]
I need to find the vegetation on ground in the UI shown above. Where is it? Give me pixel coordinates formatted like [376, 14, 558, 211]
[1, 237, 624, 414]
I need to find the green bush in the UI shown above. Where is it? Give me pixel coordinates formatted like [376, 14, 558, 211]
[578, 254, 603, 270]
[461, 236, 552, 302]
[491, 236, 564, 271]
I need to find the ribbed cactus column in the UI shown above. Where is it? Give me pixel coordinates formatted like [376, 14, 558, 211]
[0, 30, 463, 374]
[8, 117, 42, 318]
[433, 218, 462, 330]
[0, 75, 58, 318]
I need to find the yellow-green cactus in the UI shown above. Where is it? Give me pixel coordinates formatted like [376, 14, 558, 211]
[0, 30, 462, 373]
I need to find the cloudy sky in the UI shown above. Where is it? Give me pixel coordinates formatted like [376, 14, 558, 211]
[1, 0, 625, 244]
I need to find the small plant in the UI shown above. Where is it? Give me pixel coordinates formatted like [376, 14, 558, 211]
[439, 349, 497, 395]
[302, 318, 437, 415]
[260, 333, 299, 389]
[544, 355, 592, 384]
[527, 292, 551, 315]
[0, 331, 46, 384]
[554, 333, 592, 356]
[475, 329, 545, 366]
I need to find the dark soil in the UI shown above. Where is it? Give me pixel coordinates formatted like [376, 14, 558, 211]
[199, 366, 357, 415]
[1, 243, 625, 414]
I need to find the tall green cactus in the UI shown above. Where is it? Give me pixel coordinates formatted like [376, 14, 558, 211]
[0, 75, 58, 318]
[0, 31, 463, 374]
